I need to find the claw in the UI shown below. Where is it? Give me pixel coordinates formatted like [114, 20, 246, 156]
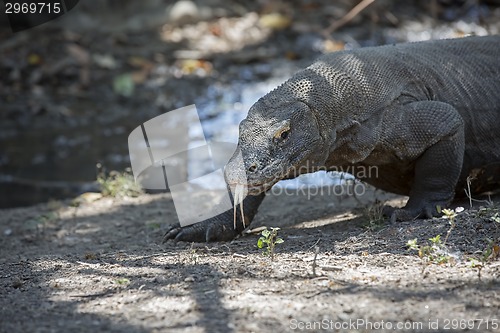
[162, 193, 265, 242]
[389, 204, 438, 223]
[174, 230, 187, 242]
[162, 224, 182, 242]
[390, 209, 415, 223]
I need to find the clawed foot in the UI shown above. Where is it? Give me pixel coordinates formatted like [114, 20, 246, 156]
[163, 193, 265, 243]
[383, 204, 440, 223]
[163, 217, 241, 243]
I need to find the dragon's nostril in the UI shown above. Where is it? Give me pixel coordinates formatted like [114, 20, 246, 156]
[248, 163, 258, 173]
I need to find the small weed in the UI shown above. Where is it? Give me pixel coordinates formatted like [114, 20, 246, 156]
[189, 243, 198, 265]
[97, 167, 142, 198]
[363, 202, 385, 231]
[441, 207, 462, 245]
[257, 227, 284, 260]
[406, 238, 419, 251]
[24, 212, 58, 236]
[481, 240, 500, 262]
[115, 278, 130, 285]
[468, 240, 500, 280]
[407, 234, 451, 270]
[476, 204, 500, 223]
[441, 208, 457, 221]
[147, 222, 161, 230]
[407, 207, 463, 268]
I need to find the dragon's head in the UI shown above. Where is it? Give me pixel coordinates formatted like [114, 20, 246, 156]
[224, 98, 326, 196]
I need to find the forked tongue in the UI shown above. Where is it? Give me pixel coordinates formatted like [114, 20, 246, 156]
[233, 184, 246, 229]
[229, 151, 249, 229]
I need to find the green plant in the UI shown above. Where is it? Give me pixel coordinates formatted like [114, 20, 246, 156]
[441, 208, 460, 245]
[115, 278, 130, 285]
[97, 167, 142, 198]
[441, 208, 457, 221]
[24, 212, 59, 236]
[468, 240, 500, 280]
[364, 202, 385, 231]
[257, 227, 284, 260]
[407, 234, 451, 267]
[476, 204, 500, 223]
[407, 207, 466, 269]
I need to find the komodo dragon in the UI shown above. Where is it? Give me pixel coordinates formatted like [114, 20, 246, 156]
[165, 35, 500, 242]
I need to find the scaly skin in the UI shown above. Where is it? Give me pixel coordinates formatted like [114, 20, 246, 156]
[165, 36, 500, 242]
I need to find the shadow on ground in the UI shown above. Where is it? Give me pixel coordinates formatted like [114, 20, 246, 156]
[1, 188, 499, 332]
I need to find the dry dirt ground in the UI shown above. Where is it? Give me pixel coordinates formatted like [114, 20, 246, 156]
[2, 1, 500, 332]
[1, 186, 500, 333]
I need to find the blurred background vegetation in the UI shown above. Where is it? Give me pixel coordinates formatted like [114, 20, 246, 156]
[1, 0, 499, 208]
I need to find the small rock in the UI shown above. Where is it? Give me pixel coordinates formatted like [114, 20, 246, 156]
[184, 276, 195, 282]
[169, 1, 200, 25]
[321, 265, 343, 272]
[12, 277, 23, 289]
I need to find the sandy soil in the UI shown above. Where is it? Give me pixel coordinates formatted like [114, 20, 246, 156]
[1, 187, 499, 333]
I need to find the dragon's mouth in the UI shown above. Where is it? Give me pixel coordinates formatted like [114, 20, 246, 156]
[228, 152, 312, 195]
[226, 146, 316, 196]
[226, 166, 286, 195]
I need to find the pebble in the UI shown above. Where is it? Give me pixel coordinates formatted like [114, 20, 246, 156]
[184, 276, 195, 282]
[169, 1, 200, 25]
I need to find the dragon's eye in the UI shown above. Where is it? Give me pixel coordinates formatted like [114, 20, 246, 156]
[274, 122, 291, 143]
[279, 129, 289, 140]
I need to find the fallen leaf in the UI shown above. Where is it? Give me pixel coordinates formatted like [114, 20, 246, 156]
[490, 244, 500, 260]
[259, 13, 291, 30]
